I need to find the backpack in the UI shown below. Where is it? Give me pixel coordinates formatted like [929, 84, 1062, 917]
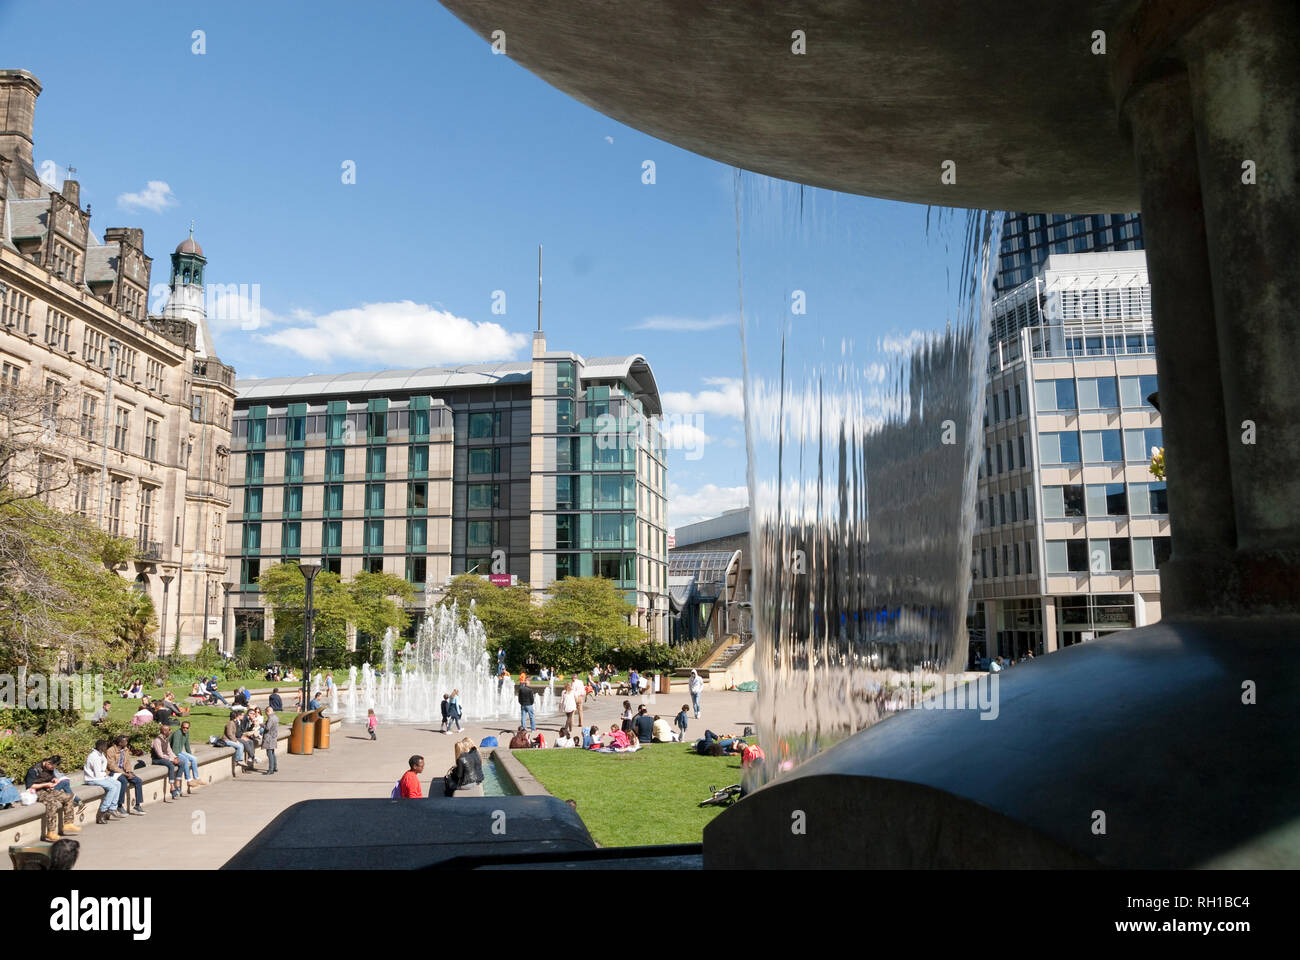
[480, 736, 498, 748]
[390, 779, 402, 799]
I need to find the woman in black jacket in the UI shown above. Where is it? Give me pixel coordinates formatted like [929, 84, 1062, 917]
[443, 737, 484, 796]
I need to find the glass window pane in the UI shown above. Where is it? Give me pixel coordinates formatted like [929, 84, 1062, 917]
[1120, 376, 1143, 407]
[1110, 537, 1132, 571]
[1059, 431, 1081, 463]
[1067, 539, 1089, 571]
[1046, 541, 1068, 573]
[1077, 378, 1100, 410]
[1133, 537, 1155, 570]
[1039, 432, 1061, 464]
[1035, 380, 1057, 411]
[1124, 429, 1147, 461]
[1096, 376, 1118, 408]
[1088, 539, 1110, 572]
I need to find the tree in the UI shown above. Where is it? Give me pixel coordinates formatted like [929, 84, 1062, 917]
[441, 573, 539, 665]
[258, 563, 356, 666]
[348, 570, 415, 639]
[0, 494, 134, 675]
[539, 576, 646, 672]
[119, 589, 159, 663]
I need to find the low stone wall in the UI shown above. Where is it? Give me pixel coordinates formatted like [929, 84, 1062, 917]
[490, 748, 552, 797]
[1, 716, 344, 847]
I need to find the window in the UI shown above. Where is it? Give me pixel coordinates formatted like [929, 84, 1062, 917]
[326, 448, 345, 479]
[1008, 490, 1018, 522]
[1086, 483, 1128, 517]
[996, 446, 1003, 474]
[145, 359, 165, 393]
[286, 406, 306, 444]
[467, 520, 497, 549]
[556, 399, 574, 432]
[366, 447, 387, 478]
[998, 493, 1006, 525]
[241, 558, 261, 586]
[1120, 374, 1159, 408]
[1022, 487, 1031, 519]
[191, 392, 204, 422]
[1088, 537, 1133, 572]
[44, 308, 70, 351]
[108, 479, 125, 535]
[284, 449, 304, 481]
[1039, 431, 1081, 464]
[407, 445, 427, 477]
[327, 406, 348, 444]
[364, 520, 384, 552]
[407, 481, 427, 511]
[406, 519, 427, 552]
[1124, 427, 1164, 462]
[0, 361, 20, 393]
[555, 361, 576, 393]
[216, 450, 228, 484]
[323, 520, 342, 553]
[409, 407, 430, 438]
[406, 556, 428, 585]
[1082, 430, 1123, 463]
[113, 407, 130, 451]
[144, 418, 160, 461]
[74, 468, 93, 515]
[1035, 378, 1076, 412]
[80, 395, 98, 440]
[137, 486, 155, 544]
[468, 447, 501, 475]
[247, 412, 266, 446]
[324, 484, 343, 515]
[283, 485, 303, 516]
[83, 328, 108, 368]
[242, 523, 262, 552]
[467, 483, 499, 509]
[244, 487, 263, 517]
[1130, 482, 1168, 515]
[468, 411, 502, 439]
[1018, 434, 1026, 468]
[368, 409, 387, 442]
[1014, 384, 1023, 416]
[2, 287, 34, 334]
[282, 522, 302, 555]
[1046, 539, 1089, 573]
[363, 556, 384, 574]
[1077, 376, 1119, 409]
[115, 346, 138, 383]
[365, 482, 385, 515]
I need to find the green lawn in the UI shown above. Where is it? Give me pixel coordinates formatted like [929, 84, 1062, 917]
[513, 744, 747, 847]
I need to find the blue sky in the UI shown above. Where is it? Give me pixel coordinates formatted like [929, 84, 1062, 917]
[2, 0, 973, 531]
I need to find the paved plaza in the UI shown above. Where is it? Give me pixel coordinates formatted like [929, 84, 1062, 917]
[9, 686, 755, 870]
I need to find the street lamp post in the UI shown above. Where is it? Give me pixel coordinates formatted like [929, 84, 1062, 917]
[97, 339, 120, 527]
[159, 574, 174, 657]
[298, 562, 321, 711]
[201, 576, 212, 648]
[222, 581, 234, 656]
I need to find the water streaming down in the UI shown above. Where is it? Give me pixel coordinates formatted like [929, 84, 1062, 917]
[734, 171, 1003, 777]
[343, 601, 559, 724]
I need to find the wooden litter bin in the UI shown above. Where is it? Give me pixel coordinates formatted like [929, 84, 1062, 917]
[289, 712, 315, 755]
[313, 711, 330, 749]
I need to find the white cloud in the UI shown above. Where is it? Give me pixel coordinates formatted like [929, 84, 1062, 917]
[667, 481, 749, 532]
[255, 301, 528, 367]
[661, 376, 744, 420]
[117, 180, 177, 213]
[604, 135, 614, 144]
[632, 314, 736, 332]
[878, 329, 929, 354]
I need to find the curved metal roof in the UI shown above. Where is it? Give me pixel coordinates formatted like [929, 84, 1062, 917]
[237, 354, 663, 414]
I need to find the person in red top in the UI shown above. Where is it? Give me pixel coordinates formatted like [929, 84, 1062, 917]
[741, 743, 766, 769]
[398, 756, 424, 798]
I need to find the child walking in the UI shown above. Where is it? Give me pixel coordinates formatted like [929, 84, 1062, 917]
[367, 708, 378, 741]
[675, 703, 690, 742]
[440, 694, 450, 734]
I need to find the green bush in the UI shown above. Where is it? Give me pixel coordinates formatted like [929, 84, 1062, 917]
[243, 640, 274, 670]
[0, 719, 163, 786]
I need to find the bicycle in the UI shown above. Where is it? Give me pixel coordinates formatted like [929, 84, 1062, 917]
[698, 783, 743, 808]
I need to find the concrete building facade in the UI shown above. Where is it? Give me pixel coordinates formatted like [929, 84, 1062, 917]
[972, 250, 1167, 662]
[0, 69, 236, 655]
[229, 329, 670, 646]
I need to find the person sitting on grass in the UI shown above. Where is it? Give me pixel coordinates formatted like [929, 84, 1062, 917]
[583, 725, 600, 749]
[122, 679, 143, 699]
[531, 731, 548, 749]
[652, 714, 675, 743]
[509, 726, 531, 750]
[188, 681, 206, 702]
[130, 698, 155, 726]
[206, 677, 229, 706]
[607, 724, 630, 750]
[90, 700, 112, 726]
[633, 705, 655, 743]
[555, 728, 574, 748]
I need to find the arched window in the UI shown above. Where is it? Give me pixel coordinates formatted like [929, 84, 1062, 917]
[133, 572, 149, 592]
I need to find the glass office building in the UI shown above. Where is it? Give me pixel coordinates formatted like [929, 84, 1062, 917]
[972, 250, 1168, 662]
[228, 330, 670, 645]
[994, 211, 1143, 297]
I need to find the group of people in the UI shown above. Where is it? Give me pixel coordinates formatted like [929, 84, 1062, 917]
[217, 705, 281, 775]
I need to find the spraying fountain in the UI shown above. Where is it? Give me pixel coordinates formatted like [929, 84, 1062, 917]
[343, 602, 557, 725]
